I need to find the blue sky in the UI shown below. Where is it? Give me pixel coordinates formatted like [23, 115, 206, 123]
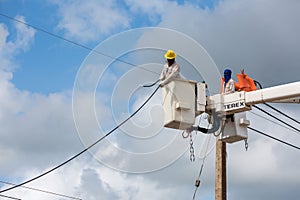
[1, 0, 300, 200]
[1, 0, 219, 94]
[1, 1, 89, 93]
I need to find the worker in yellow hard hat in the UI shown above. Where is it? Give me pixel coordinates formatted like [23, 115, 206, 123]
[159, 50, 181, 87]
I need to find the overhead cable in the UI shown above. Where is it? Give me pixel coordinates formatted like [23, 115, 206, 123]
[254, 80, 300, 125]
[248, 127, 300, 151]
[264, 103, 300, 125]
[0, 12, 160, 76]
[253, 105, 300, 133]
[249, 111, 300, 135]
[0, 85, 160, 194]
[0, 180, 81, 200]
[0, 194, 21, 200]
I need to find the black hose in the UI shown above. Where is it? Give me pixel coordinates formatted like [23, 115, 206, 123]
[192, 110, 222, 135]
[207, 110, 222, 134]
[254, 80, 263, 89]
[142, 79, 160, 87]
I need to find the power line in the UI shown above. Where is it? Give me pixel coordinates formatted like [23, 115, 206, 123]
[248, 127, 300, 151]
[264, 103, 300, 125]
[254, 80, 300, 125]
[249, 111, 300, 135]
[253, 105, 300, 133]
[0, 12, 160, 76]
[0, 181, 81, 200]
[0, 194, 21, 200]
[0, 85, 160, 194]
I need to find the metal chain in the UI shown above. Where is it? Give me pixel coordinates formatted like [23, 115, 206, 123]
[189, 133, 195, 162]
[182, 130, 189, 138]
[244, 139, 249, 151]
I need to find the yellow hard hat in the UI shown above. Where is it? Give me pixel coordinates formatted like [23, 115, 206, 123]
[164, 50, 176, 59]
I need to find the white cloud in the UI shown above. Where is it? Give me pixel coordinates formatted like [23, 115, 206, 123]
[13, 16, 36, 52]
[1, 155, 213, 200]
[125, 0, 169, 14]
[124, 0, 177, 23]
[0, 16, 82, 179]
[77, 0, 300, 197]
[159, 0, 300, 86]
[78, 168, 120, 200]
[0, 14, 194, 199]
[224, 109, 300, 200]
[1, 1, 300, 200]
[0, 16, 35, 71]
[154, 0, 300, 199]
[52, 0, 130, 43]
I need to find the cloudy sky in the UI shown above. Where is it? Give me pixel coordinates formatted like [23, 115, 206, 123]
[1, 0, 300, 200]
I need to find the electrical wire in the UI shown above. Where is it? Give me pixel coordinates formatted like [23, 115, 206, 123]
[249, 111, 300, 135]
[0, 181, 81, 200]
[0, 12, 160, 76]
[0, 85, 160, 194]
[253, 105, 300, 133]
[264, 103, 300, 125]
[248, 127, 300, 151]
[254, 80, 300, 125]
[0, 194, 21, 200]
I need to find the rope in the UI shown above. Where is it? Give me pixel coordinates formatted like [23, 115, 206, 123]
[192, 129, 212, 200]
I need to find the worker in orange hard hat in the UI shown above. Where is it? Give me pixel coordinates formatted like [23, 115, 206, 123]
[159, 50, 181, 87]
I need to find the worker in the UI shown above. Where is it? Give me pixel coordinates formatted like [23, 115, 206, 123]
[221, 69, 235, 94]
[187, 69, 235, 134]
[221, 69, 235, 122]
[159, 50, 181, 87]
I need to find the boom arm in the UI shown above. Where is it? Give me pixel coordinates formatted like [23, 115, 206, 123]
[206, 81, 300, 114]
[245, 81, 300, 105]
[271, 98, 300, 104]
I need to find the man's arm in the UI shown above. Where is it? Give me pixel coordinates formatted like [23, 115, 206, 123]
[160, 64, 180, 86]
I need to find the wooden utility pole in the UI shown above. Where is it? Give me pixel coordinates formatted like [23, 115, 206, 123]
[215, 140, 226, 200]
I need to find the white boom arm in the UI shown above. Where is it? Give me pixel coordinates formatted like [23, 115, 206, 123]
[271, 98, 300, 104]
[204, 80, 300, 143]
[206, 81, 300, 114]
[245, 81, 300, 105]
